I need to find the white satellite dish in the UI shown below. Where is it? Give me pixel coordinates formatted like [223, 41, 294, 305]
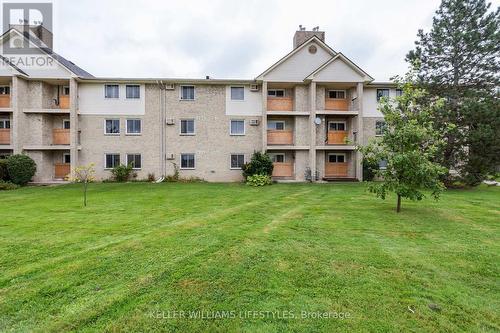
[314, 117, 322, 125]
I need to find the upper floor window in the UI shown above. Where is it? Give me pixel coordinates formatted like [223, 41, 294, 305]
[0, 118, 10, 129]
[328, 90, 346, 99]
[376, 89, 389, 101]
[395, 89, 403, 97]
[230, 87, 244, 101]
[328, 153, 345, 163]
[63, 119, 70, 129]
[180, 85, 195, 100]
[63, 153, 71, 164]
[126, 119, 141, 134]
[105, 154, 120, 169]
[328, 122, 346, 131]
[105, 84, 119, 99]
[0, 86, 10, 95]
[268, 89, 285, 97]
[105, 119, 120, 135]
[62, 86, 70, 95]
[127, 154, 142, 169]
[375, 120, 386, 136]
[180, 153, 195, 169]
[180, 119, 195, 135]
[126, 85, 140, 99]
[268, 120, 285, 131]
[230, 120, 245, 135]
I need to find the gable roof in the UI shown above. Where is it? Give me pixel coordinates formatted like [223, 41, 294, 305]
[305, 52, 373, 82]
[255, 35, 337, 80]
[0, 54, 28, 76]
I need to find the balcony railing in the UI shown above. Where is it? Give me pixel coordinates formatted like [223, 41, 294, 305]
[325, 98, 349, 111]
[58, 95, 70, 109]
[52, 129, 70, 145]
[54, 163, 70, 179]
[327, 131, 348, 144]
[0, 95, 11, 108]
[267, 130, 293, 145]
[267, 97, 293, 111]
[272, 162, 294, 177]
[325, 162, 348, 177]
[0, 128, 10, 144]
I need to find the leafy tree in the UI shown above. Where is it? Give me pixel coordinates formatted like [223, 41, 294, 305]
[6, 154, 36, 186]
[406, 0, 500, 185]
[360, 78, 447, 212]
[71, 163, 96, 207]
[242, 152, 273, 179]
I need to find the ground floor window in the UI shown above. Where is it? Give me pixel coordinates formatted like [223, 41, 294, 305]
[180, 153, 195, 169]
[63, 119, 70, 129]
[105, 154, 120, 169]
[328, 121, 346, 131]
[328, 154, 345, 163]
[127, 154, 142, 169]
[63, 153, 71, 164]
[230, 154, 245, 169]
[378, 159, 388, 170]
[270, 153, 285, 163]
[0, 118, 10, 129]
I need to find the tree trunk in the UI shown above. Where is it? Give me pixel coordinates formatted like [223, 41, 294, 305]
[83, 182, 87, 207]
[396, 194, 401, 213]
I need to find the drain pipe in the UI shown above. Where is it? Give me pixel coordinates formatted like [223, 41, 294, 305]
[157, 80, 166, 179]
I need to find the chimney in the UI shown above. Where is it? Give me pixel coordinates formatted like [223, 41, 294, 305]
[9, 24, 53, 49]
[293, 25, 325, 49]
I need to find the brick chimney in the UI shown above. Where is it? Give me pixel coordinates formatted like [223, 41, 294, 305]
[10, 24, 53, 49]
[293, 25, 325, 49]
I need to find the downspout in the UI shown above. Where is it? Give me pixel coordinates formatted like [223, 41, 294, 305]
[157, 80, 166, 178]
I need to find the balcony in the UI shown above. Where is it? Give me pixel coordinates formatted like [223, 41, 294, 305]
[0, 95, 11, 108]
[54, 163, 70, 179]
[52, 129, 70, 145]
[267, 130, 293, 145]
[325, 162, 348, 177]
[327, 131, 348, 145]
[0, 128, 10, 145]
[325, 98, 349, 111]
[272, 162, 294, 177]
[58, 95, 70, 109]
[267, 97, 293, 111]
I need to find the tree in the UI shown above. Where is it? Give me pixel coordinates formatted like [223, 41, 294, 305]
[241, 152, 273, 179]
[360, 78, 447, 212]
[406, 0, 500, 185]
[71, 164, 96, 207]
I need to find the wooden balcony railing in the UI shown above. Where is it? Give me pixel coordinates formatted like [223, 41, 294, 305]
[325, 162, 348, 177]
[267, 97, 293, 111]
[325, 98, 349, 111]
[58, 95, 70, 109]
[0, 128, 10, 144]
[327, 131, 348, 144]
[54, 163, 70, 179]
[267, 130, 293, 145]
[0, 95, 11, 108]
[272, 162, 294, 177]
[52, 129, 70, 145]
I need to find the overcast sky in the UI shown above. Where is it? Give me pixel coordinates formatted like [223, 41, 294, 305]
[51, 0, 499, 81]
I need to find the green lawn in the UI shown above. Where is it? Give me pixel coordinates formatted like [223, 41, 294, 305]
[0, 183, 498, 332]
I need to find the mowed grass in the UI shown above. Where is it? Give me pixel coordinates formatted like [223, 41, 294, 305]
[0, 182, 498, 332]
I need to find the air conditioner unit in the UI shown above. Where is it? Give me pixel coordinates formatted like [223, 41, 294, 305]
[250, 84, 259, 91]
[166, 118, 175, 125]
[166, 153, 175, 160]
[165, 83, 175, 90]
[249, 119, 260, 126]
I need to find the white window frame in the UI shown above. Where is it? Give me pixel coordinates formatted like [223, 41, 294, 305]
[0, 118, 11, 129]
[375, 120, 386, 136]
[125, 85, 141, 99]
[328, 90, 346, 99]
[0, 85, 10, 95]
[179, 119, 196, 136]
[230, 153, 245, 170]
[230, 86, 245, 101]
[62, 119, 70, 129]
[63, 153, 71, 164]
[62, 86, 70, 96]
[328, 121, 347, 131]
[104, 84, 120, 99]
[327, 153, 346, 163]
[126, 153, 142, 170]
[126, 118, 142, 135]
[230, 119, 245, 136]
[376, 89, 390, 101]
[395, 89, 403, 97]
[267, 89, 285, 98]
[104, 119, 120, 135]
[267, 120, 285, 131]
[104, 153, 120, 169]
[270, 153, 285, 163]
[180, 153, 196, 170]
[180, 85, 195, 101]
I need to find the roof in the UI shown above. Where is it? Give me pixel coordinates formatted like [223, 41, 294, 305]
[0, 54, 28, 76]
[305, 52, 374, 82]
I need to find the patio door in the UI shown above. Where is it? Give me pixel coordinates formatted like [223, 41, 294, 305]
[325, 153, 348, 177]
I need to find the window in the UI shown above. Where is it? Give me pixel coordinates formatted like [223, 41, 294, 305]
[268, 89, 285, 97]
[105, 84, 119, 98]
[230, 154, 245, 169]
[126, 85, 140, 99]
[268, 121, 285, 130]
[375, 120, 386, 136]
[126, 119, 141, 134]
[395, 89, 403, 97]
[105, 154, 120, 169]
[0, 86, 10, 95]
[180, 85, 195, 100]
[376, 89, 389, 101]
[127, 154, 142, 169]
[180, 119, 195, 135]
[230, 120, 245, 135]
[328, 122, 346, 131]
[105, 119, 120, 134]
[379, 159, 388, 170]
[328, 154, 345, 163]
[180, 153, 195, 169]
[63, 119, 70, 129]
[0, 118, 10, 129]
[328, 90, 346, 99]
[62, 86, 70, 95]
[270, 154, 285, 163]
[231, 87, 244, 101]
[63, 153, 71, 164]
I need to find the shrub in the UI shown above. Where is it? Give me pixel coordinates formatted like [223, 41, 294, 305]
[6, 154, 36, 186]
[147, 173, 156, 182]
[0, 180, 19, 191]
[0, 159, 9, 181]
[362, 159, 379, 181]
[246, 174, 272, 187]
[111, 164, 135, 182]
[242, 152, 273, 178]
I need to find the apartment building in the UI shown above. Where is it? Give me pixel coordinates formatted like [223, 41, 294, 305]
[0, 26, 397, 183]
